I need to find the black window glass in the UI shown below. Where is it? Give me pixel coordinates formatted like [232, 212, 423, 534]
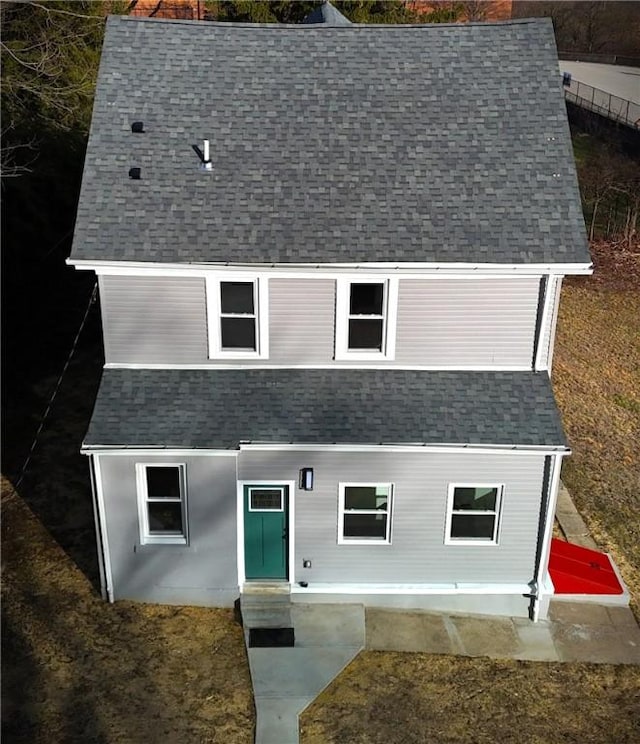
[343, 514, 387, 539]
[350, 284, 383, 315]
[221, 282, 254, 314]
[250, 489, 283, 510]
[148, 502, 183, 533]
[146, 467, 181, 499]
[344, 486, 388, 511]
[221, 317, 256, 349]
[451, 514, 495, 539]
[348, 319, 383, 350]
[453, 487, 498, 512]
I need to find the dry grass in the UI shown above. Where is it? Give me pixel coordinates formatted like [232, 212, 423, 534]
[301, 652, 640, 744]
[553, 241, 640, 615]
[1, 478, 254, 744]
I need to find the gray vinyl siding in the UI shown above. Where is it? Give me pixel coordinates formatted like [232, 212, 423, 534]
[239, 450, 545, 587]
[395, 278, 539, 367]
[99, 275, 208, 363]
[100, 275, 539, 367]
[97, 453, 238, 606]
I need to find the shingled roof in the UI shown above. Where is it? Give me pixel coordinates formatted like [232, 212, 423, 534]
[71, 15, 589, 266]
[83, 369, 568, 450]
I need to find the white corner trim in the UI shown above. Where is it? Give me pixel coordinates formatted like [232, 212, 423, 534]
[92, 455, 115, 603]
[534, 275, 556, 371]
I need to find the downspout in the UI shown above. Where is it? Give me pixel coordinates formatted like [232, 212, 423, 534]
[530, 453, 563, 621]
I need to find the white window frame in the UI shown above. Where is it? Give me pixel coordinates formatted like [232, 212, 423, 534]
[135, 463, 188, 545]
[444, 483, 503, 546]
[206, 274, 269, 359]
[335, 278, 398, 361]
[338, 482, 393, 545]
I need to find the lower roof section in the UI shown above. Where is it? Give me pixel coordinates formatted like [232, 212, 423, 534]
[83, 369, 567, 451]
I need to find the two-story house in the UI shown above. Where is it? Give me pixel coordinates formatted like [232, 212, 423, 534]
[69, 8, 592, 621]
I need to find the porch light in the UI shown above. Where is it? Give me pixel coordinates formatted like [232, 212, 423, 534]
[300, 468, 314, 491]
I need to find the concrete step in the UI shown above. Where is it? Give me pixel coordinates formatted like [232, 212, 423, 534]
[242, 581, 291, 596]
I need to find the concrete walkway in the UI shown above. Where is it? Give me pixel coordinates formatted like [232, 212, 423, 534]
[244, 604, 364, 744]
[367, 601, 640, 664]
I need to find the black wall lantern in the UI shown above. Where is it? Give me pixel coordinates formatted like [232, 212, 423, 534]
[300, 468, 314, 491]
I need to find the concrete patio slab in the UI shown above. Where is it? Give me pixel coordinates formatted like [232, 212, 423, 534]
[551, 622, 640, 665]
[549, 601, 612, 625]
[366, 607, 452, 653]
[290, 604, 364, 647]
[449, 614, 521, 658]
[512, 618, 559, 661]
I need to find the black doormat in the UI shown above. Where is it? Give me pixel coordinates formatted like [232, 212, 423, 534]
[249, 627, 295, 648]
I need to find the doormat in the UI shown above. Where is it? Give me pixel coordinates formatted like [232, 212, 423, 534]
[249, 627, 295, 648]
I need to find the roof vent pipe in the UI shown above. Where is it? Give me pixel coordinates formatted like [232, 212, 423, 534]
[131, 121, 145, 133]
[128, 167, 141, 180]
[191, 140, 212, 171]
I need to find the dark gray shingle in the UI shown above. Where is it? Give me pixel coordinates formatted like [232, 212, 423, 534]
[83, 369, 567, 449]
[71, 16, 589, 266]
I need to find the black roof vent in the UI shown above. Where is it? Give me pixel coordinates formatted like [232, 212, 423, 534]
[131, 121, 145, 133]
[128, 167, 141, 180]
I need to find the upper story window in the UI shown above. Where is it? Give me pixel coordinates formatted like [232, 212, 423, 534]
[135, 463, 188, 545]
[335, 278, 398, 361]
[206, 275, 269, 359]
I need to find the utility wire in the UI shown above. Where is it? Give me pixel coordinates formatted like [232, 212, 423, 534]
[15, 281, 98, 489]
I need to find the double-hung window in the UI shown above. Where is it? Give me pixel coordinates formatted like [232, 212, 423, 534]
[445, 484, 503, 545]
[136, 464, 188, 545]
[335, 279, 398, 360]
[338, 483, 393, 544]
[206, 275, 268, 358]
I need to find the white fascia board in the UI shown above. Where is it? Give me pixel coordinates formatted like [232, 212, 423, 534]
[67, 258, 594, 277]
[80, 447, 238, 456]
[238, 443, 571, 455]
[104, 362, 533, 371]
[290, 582, 532, 595]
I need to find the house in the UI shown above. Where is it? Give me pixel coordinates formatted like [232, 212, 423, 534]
[69, 6, 592, 622]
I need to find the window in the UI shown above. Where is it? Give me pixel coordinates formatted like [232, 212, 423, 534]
[206, 275, 268, 358]
[338, 483, 393, 544]
[445, 484, 503, 545]
[335, 279, 398, 360]
[136, 464, 187, 545]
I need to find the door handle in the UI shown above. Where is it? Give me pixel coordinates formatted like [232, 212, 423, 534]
[282, 528, 288, 541]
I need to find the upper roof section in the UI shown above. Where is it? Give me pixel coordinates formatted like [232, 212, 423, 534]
[303, 1, 352, 26]
[70, 14, 590, 267]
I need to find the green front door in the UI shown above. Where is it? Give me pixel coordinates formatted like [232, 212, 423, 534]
[244, 485, 288, 580]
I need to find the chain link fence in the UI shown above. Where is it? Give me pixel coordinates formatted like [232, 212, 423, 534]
[564, 78, 640, 129]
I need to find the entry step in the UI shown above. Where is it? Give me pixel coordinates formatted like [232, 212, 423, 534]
[242, 582, 291, 596]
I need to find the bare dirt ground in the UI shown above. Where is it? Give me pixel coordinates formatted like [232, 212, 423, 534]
[301, 239, 640, 743]
[1, 478, 254, 744]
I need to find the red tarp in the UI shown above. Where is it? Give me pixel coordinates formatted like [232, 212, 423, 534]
[549, 538, 624, 595]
